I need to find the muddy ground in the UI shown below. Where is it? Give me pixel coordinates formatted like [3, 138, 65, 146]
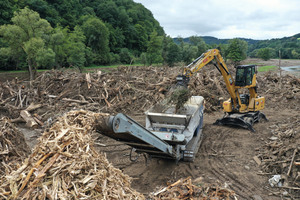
[1, 58, 300, 199]
[93, 108, 298, 200]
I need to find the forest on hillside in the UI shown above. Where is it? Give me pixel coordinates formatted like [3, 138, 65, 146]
[175, 34, 300, 60]
[0, 0, 166, 74]
[1, 0, 299, 81]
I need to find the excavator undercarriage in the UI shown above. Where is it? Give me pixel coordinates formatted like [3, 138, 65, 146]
[213, 111, 268, 132]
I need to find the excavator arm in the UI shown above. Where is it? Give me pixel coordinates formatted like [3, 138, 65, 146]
[178, 49, 240, 112]
[177, 48, 268, 131]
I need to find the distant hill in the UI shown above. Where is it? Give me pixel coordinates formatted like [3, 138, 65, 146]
[173, 34, 300, 59]
[173, 36, 261, 45]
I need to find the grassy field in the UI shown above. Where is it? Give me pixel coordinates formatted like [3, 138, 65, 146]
[257, 65, 278, 72]
[246, 63, 265, 65]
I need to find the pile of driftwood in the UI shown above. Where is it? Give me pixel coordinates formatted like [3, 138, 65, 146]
[1, 65, 299, 130]
[0, 65, 230, 130]
[0, 67, 179, 128]
[149, 176, 236, 200]
[255, 114, 300, 197]
[0, 118, 31, 190]
[0, 110, 144, 199]
[258, 71, 300, 110]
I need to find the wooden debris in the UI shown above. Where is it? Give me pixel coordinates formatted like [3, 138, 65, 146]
[25, 103, 43, 112]
[20, 110, 39, 129]
[149, 176, 236, 200]
[287, 149, 297, 176]
[253, 156, 261, 165]
[0, 117, 31, 187]
[256, 114, 300, 196]
[86, 73, 92, 89]
[0, 110, 144, 199]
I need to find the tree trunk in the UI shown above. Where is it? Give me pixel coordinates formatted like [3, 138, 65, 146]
[33, 60, 37, 79]
[28, 59, 34, 81]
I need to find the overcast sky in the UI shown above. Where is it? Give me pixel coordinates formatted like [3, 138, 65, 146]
[134, 0, 300, 40]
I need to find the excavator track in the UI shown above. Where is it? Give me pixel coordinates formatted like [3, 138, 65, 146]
[213, 111, 268, 132]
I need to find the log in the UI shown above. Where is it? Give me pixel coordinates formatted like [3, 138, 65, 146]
[62, 98, 89, 104]
[26, 103, 43, 112]
[54, 88, 71, 102]
[279, 186, 300, 190]
[253, 156, 261, 165]
[10, 117, 26, 123]
[33, 116, 44, 126]
[86, 73, 91, 89]
[287, 149, 297, 176]
[20, 110, 39, 129]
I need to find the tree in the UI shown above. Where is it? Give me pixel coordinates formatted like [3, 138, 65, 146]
[133, 24, 148, 54]
[49, 25, 68, 68]
[227, 38, 248, 65]
[292, 49, 300, 59]
[106, 24, 125, 53]
[119, 48, 132, 64]
[257, 48, 271, 61]
[82, 16, 110, 64]
[147, 30, 163, 65]
[166, 43, 180, 67]
[0, 0, 14, 25]
[189, 36, 207, 57]
[140, 52, 147, 66]
[65, 26, 86, 71]
[249, 49, 259, 58]
[182, 44, 198, 64]
[0, 7, 55, 80]
[161, 35, 174, 64]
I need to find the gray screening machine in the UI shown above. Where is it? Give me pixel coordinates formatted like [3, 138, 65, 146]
[95, 96, 204, 162]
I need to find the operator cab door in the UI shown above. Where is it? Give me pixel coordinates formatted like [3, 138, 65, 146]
[235, 65, 256, 87]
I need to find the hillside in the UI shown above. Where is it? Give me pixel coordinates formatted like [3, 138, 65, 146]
[173, 34, 300, 59]
[173, 36, 260, 45]
[0, 0, 164, 71]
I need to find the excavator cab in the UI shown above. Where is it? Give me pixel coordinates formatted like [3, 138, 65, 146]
[234, 65, 256, 87]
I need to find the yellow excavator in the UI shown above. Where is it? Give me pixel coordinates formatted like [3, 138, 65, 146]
[176, 48, 268, 132]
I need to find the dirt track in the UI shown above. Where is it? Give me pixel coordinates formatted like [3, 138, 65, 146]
[1, 58, 300, 199]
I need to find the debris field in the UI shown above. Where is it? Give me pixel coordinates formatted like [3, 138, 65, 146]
[0, 61, 300, 199]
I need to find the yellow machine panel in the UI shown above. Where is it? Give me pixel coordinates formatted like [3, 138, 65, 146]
[254, 97, 265, 111]
[223, 101, 232, 112]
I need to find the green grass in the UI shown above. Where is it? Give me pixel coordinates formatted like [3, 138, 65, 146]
[85, 63, 122, 69]
[0, 62, 163, 74]
[257, 65, 278, 72]
[0, 69, 50, 74]
[246, 63, 264, 65]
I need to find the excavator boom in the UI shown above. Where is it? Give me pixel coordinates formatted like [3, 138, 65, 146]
[178, 49, 268, 131]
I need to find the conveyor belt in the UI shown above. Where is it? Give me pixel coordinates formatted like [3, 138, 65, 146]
[95, 113, 178, 160]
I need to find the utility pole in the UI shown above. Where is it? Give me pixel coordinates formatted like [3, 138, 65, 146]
[279, 50, 282, 88]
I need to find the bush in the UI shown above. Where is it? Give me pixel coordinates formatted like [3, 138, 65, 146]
[109, 52, 120, 64]
[119, 48, 132, 64]
[140, 52, 147, 66]
[257, 48, 271, 61]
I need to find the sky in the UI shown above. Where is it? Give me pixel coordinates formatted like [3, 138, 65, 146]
[133, 0, 300, 40]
